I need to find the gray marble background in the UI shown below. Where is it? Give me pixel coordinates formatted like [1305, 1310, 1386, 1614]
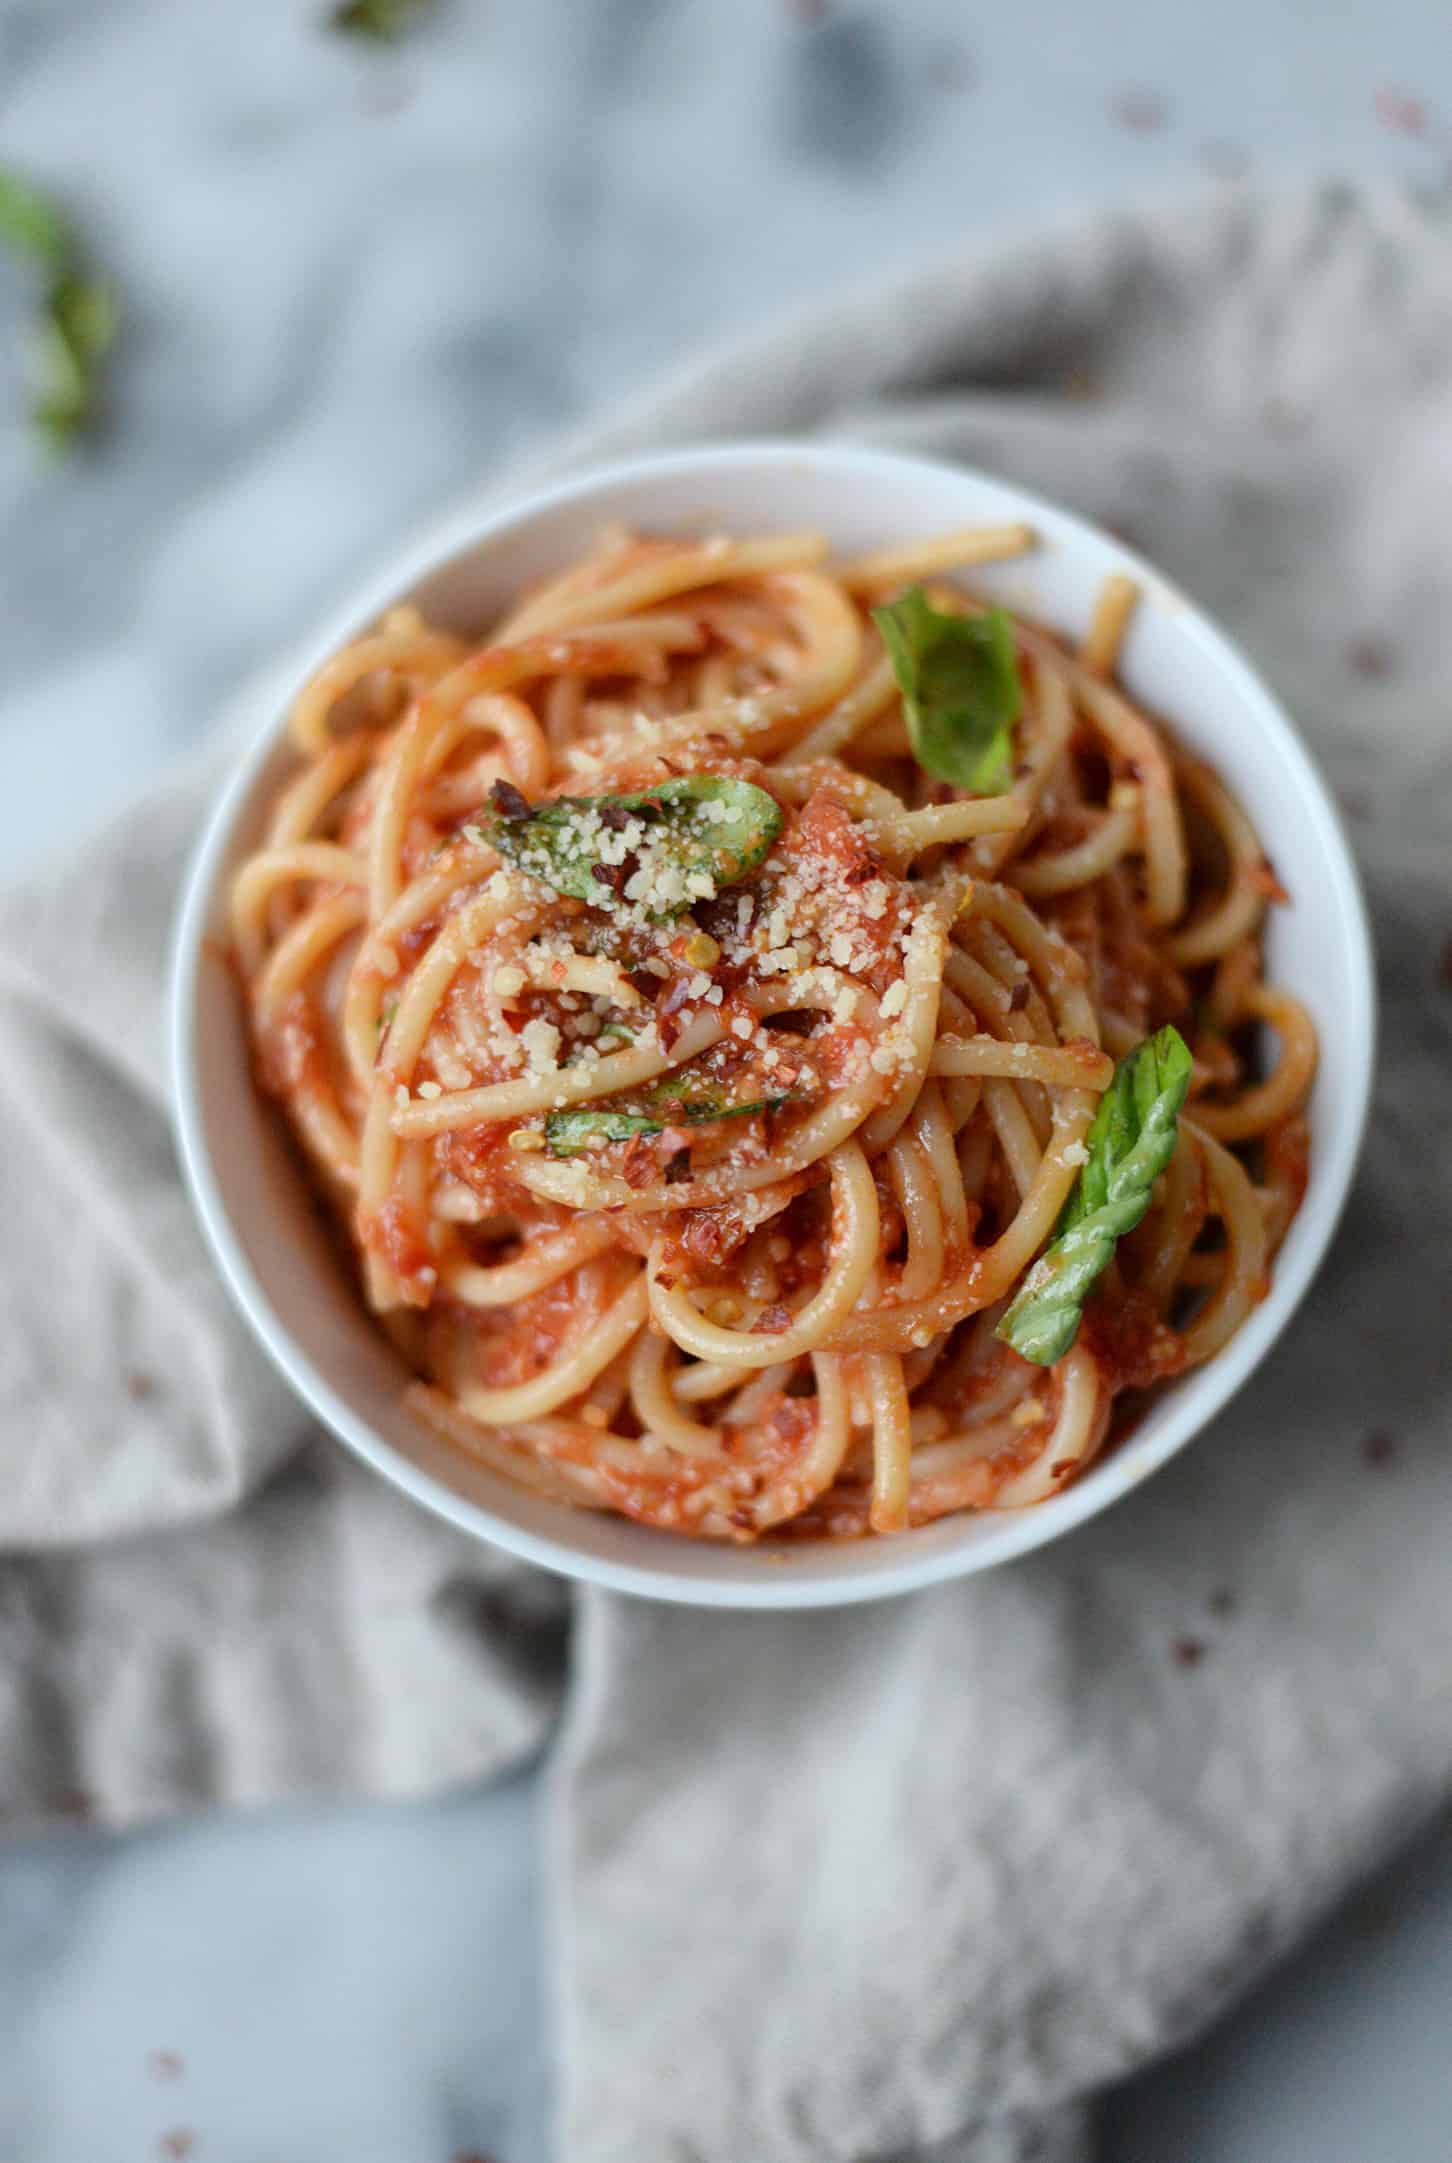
[3, 1, 1451, 2158]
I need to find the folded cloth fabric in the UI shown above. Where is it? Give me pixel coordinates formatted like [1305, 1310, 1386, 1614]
[2, 178, 1451, 2163]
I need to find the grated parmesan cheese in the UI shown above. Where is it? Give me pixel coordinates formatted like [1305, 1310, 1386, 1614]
[521, 1018, 562, 1075]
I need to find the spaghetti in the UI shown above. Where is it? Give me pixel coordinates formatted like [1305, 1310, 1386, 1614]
[233, 522, 1315, 1541]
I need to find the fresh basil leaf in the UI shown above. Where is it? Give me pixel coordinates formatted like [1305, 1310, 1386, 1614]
[330, 0, 433, 40]
[0, 173, 116, 455]
[873, 585, 1020, 793]
[996, 1025, 1193, 1366]
[546, 1058, 790, 1158]
[0, 172, 71, 267]
[546, 1091, 783, 1159]
[476, 774, 782, 920]
[29, 273, 117, 452]
[49, 272, 117, 359]
[544, 1107, 664, 1155]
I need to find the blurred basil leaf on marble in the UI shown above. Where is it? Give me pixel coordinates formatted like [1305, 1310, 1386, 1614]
[0, 173, 71, 268]
[329, 0, 435, 40]
[0, 170, 117, 455]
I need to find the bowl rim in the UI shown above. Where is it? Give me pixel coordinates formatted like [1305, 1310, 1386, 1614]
[169, 438, 1377, 1609]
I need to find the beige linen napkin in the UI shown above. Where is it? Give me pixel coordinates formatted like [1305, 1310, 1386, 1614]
[3, 180, 1451, 2162]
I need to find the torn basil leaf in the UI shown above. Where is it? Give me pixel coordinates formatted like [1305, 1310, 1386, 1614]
[477, 775, 782, 919]
[996, 1025, 1193, 1366]
[873, 585, 1020, 793]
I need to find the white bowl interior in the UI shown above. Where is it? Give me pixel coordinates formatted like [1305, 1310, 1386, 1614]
[172, 444, 1374, 1607]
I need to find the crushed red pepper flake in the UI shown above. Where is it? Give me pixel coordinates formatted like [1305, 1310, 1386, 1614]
[158, 2134, 196, 2161]
[1063, 366, 1104, 402]
[357, 74, 416, 121]
[1262, 396, 1308, 439]
[125, 1369, 159, 1401]
[1006, 978, 1030, 1013]
[1346, 634, 1396, 679]
[488, 777, 530, 820]
[1361, 1430, 1399, 1467]
[1374, 86, 1430, 136]
[1109, 88, 1168, 132]
[691, 887, 752, 941]
[619, 1134, 656, 1191]
[926, 41, 977, 92]
[655, 973, 695, 1051]
[1172, 1636, 1206, 1668]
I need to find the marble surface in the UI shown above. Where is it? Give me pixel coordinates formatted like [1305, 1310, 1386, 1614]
[3, 0, 1451, 2156]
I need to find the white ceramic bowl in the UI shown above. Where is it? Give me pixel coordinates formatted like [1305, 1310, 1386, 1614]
[170, 442, 1375, 1608]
